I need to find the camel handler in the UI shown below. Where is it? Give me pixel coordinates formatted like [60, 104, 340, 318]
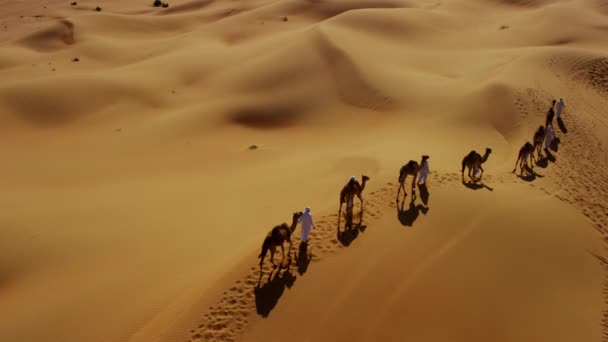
[545, 123, 555, 151]
[556, 98, 565, 119]
[347, 175, 356, 188]
[298, 207, 315, 247]
[417, 155, 430, 185]
[345, 197, 354, 228]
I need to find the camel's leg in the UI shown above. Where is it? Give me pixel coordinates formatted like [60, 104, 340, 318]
[513, 155, 520, 173]
[357, 192, 363, 213]
[396, 182, 402, 201]
[397, 182, 406, 201]
[411, 173, 417, 190]
[529, 153, 534, 171]
[270, 245, 277, 268]
[478, 165, 484, 181]
[279, 244, 285, 268]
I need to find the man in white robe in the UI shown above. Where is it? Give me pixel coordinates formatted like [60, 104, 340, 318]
[417, 155, 430, 185]
[545, 123, 555, 150]
[298, 207, 315, 245]
[556, 98, 565, 118]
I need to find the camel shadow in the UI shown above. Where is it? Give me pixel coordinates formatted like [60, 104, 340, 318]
[462, 180, 493, 191]
[517, 165, 544, 182]
[557, 117, 567, 133]
[294, 242, 312, 276]
[254, 266, 296, 318]
[535, 155, 548, 168]
[337, 225, 358, 246]
[336, 209, 366, 247]
[397, 195, 429, 227]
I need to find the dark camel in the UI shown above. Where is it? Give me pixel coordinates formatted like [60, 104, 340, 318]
[512, 141, 534, 175]
[396, 155, 428, 201]
[339, 175, 369, 218]
[258, 212, 303, 269]
[532, 125, 545, 160]
[461, 148, 492, 182]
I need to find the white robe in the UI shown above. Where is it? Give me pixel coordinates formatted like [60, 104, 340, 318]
[298, 212, 314, 242]
[545, 125, 555, 148]
[556, 100, 565, 118]
[418, 161, 429, 183]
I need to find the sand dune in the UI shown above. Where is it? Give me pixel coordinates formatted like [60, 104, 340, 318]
[1, 0, 607, 342]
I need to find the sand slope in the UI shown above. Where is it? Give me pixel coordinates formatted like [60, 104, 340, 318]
[1, 0, 607, 342]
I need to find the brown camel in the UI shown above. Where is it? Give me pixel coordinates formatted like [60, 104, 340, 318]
[461, 147, 492, 182]
[396, 155, 428, 201]
[258, 211, 303, 269]
[532, 125, 545, 159]
[338, 175, 369, 218]
[512, 141, 534, 175]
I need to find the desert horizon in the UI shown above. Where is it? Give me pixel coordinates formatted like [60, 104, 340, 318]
[1, 0, 607, 341]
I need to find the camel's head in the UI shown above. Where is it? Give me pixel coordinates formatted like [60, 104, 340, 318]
[485, 148, 492, 155]
[422, 155, 430, 161]
[361, 175, 370, 182]
[293, 211, 303, 221]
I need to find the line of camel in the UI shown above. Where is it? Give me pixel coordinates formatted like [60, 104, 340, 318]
[259, 99, 562, 271]
[257, 148, 492, 270]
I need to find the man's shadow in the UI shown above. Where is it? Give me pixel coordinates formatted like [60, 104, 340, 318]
[419, 183, 430, 206]
[557, 117, 567, 133]
[397, 190, 429, 227]
[550, 137, 561, 152]
[538, 149, 556, 165]
[254, 265, 296, 318]
[294, 242, 312, 276]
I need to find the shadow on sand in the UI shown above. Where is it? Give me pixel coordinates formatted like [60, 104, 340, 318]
[550, 137, 561, 152]
[537, 149, 556, 165]
[462, 179, 493, 191]
[397, 187, 429, 227]
[255, 263, 296, 318]
[294, 242, 312, 276]
[337, 209, 367, 247]
[557, 117, 567, 134]
[419, 184, 430, 206]
[516, 165, 545, 182]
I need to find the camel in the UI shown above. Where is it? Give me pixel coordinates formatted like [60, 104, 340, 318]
[396, 155, 428, 201]
[338, 175, 369, 218]
[532, 125, 545, 159]
[461, 147, 492, 182]
[512, 141, 534, 175]
[258, 212, 303, 269]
